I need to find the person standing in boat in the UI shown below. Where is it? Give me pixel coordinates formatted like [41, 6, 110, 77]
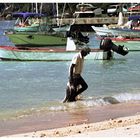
[63, 47, 91, 102]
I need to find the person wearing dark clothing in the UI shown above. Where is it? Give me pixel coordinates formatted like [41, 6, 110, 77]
[63, 47, 91, 102]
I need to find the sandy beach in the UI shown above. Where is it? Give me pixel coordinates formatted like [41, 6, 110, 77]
[2, 101, 140, 137]
[4, 115, 140, 137]
[5, 114, 140, 137]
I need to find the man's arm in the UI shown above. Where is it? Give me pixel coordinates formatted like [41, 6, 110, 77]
[69, 64, 75, 84]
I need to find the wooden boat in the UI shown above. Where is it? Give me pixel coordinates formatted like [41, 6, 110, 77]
[0, 36, 129, 61]
[0, 46, 107, 61]
[2, 22, 129, 61]
[5, 12, 67, 47]
[6, 32, 67, 47]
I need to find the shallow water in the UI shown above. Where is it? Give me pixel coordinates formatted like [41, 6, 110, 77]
[0, 21, 140, 120]
[0, 51, 140, 120]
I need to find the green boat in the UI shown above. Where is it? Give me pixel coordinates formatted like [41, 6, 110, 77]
[6, 12, 67, 47]
[7, 32, 67, 47]
[0, 45, 109, 61]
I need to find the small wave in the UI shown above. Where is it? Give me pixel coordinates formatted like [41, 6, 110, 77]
[103, 97, 120, 104]
[1, 93, 140, 121]
[113, 92, 140, 102]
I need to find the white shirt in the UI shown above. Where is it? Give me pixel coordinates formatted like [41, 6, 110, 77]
[69, 52, 84, 75]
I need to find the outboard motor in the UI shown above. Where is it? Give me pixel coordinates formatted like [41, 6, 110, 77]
[111, 44, 129, 56]
[100, 38, 129, 56]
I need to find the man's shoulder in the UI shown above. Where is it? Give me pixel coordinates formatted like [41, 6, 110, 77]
[71, 52, 81, 64]
[73, 52, 81, 58]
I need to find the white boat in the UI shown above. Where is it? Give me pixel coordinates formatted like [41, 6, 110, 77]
[51, 3, 70, 33]
[92, 25, 140, 38]
[92, 25, 115, 36]
[73, 3, 103, 18]
[92, 15, 140, 38]
[52, 24, 70, 32]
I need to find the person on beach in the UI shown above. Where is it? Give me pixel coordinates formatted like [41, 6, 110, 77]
[63, 47, 91, 103]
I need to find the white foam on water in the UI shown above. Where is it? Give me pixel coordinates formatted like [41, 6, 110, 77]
[113, 92, 140, 102]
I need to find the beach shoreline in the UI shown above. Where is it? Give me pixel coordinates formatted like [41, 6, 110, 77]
[5, 114, 140, 137]
[1, 101, 140, 137]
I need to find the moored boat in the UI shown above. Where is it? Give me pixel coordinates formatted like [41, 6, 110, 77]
[0, 46, 107, 61]
[0, 36, 129, 61]
[96, 36, 140, 51]
[12, 12, 47, 32]
[5, 12, 67, 47]
[6, 32, 67, 47]
[73, 3, 103, 18]
[92, 15, 140, 38]
[92, 25, 140, 38]
[52, 24, 70, 32]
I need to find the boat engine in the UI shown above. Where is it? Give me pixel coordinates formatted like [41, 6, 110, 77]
[100, 38, 129, 56]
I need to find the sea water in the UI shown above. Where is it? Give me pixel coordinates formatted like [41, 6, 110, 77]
[0, 21, 140, 120]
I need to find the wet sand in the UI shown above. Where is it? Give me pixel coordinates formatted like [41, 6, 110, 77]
[1, 101, 140, 137]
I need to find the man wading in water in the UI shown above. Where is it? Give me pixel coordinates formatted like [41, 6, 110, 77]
[63, 47, 91, 102]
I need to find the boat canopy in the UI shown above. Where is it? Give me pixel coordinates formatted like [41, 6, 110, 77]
[12, 12, 45, 19]
[128, 15, 140, 21]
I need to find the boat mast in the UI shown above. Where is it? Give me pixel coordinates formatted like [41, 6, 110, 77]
[35, 3, 38, 13]
[31, 3, 34, 12]
[40, 3, 43, 14]
[59, 3, 66, 27]
[56, 3, 59, 26]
